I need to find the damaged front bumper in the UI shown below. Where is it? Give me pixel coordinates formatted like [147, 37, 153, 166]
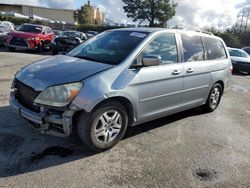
[9, 92, 76, 137]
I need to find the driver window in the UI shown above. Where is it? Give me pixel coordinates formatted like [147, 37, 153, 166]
[141, 33, 178, 65]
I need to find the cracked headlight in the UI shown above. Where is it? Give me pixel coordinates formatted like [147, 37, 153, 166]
[34, 82, 83, 107]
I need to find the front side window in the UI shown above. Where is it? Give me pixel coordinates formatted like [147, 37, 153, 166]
[141, 33, 178, 65]
[181, 34, 204, 62]
[203, 37, 227, 60]
[68, 31, 148, 65]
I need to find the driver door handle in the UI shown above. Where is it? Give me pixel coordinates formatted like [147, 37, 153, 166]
[172, 70, 182, 75]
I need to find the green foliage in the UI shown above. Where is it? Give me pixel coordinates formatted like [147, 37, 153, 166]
[75, 5, 93, 25]
[76, 25, 122, 32]
[0, 15, 40, 25]
[240, 31, 250, 47]
[218, 33, 241, 48]
[122, 0, 177, 27]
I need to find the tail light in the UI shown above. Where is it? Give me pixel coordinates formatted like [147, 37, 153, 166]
[229, 65, 233, 74]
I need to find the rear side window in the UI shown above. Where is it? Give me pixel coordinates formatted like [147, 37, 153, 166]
[181, 34, 204, 62]
[203, 37, 227, 60]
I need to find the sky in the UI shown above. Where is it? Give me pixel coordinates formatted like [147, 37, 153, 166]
[0, 0, 249, 29]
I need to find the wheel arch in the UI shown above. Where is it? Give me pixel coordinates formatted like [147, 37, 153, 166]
[214, 80, 224, 94]
[90, 96, 135, 126]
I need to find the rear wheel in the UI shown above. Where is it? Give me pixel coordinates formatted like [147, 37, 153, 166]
[52, 48, 58, 55]
[77, 101, 128, 152]
[203, 83, 222, 112]
[8, 47, 15, 51]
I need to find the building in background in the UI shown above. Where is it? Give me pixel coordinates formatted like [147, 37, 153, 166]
[0, 3, 75, 24]
[0, 2, 105, 25]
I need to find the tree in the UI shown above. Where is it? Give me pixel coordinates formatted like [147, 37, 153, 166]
[74, 5, 93, 25]
[122, 0, 178, 27]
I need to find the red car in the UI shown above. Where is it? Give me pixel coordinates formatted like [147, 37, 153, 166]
[7, 24, 54, 52]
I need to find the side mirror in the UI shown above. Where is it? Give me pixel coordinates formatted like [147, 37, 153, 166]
[142, 54, 161, 67]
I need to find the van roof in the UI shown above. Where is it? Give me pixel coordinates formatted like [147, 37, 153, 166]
[112, 27, 216, 38]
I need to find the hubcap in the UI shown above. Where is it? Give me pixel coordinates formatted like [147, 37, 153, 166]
[94, 110, 122, 144]
[210, 87, 220, 109]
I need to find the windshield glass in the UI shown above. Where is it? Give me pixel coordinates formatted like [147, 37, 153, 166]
[68, 31, 148, 65]
[229, 49, 249, 58]
[17, 25, 42, 33]
[61, 31, 81, 38]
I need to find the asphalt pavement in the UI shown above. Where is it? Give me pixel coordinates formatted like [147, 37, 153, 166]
[0, 48, 250, 188]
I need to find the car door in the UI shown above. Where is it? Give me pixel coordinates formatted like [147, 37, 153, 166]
[134, 33, 184, 122]
[180, 33, 213, 107]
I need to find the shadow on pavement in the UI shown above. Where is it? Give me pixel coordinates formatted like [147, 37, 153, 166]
[0, 105, 206, 178]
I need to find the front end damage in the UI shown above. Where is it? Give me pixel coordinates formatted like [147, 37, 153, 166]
[9, 91, 78, 137]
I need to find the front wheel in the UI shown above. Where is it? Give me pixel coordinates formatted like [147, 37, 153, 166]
[77, 101, 128, 152]
[203, 83, 222, 112]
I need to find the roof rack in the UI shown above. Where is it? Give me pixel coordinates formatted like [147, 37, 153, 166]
[175, 27, 214, 35]
[196, 30, 214, 36]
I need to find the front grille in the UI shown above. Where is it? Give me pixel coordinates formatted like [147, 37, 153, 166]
[15, 80, 40, 112]
[9, 37, 28, 47]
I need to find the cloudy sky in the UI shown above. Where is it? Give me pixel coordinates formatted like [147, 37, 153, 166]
[0, 0, 249, 29]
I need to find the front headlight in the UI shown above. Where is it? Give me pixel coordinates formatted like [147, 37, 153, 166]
[34, 82, 83, 107]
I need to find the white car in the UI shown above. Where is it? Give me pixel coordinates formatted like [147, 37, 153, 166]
[0, 21, 15, 30]
[228, 47, 250, 74]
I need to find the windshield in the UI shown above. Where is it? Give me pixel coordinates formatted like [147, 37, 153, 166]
[61, 31, 81, 38]
[68, 31, 148, 65]
[17, 25, 42, 34]
[229, 49, 249, 58]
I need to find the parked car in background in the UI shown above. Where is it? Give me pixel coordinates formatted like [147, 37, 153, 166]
[0, 25, 12, 46]
[51, 30, 87, 55]
[0, 21, 15, 30]
[10, 28, 232, 152]
[6, 23, 54, 52]
[86, 30, 98, 39]
[53, 30, 63, 37]
[228, 47, 250, 74]
[242, 47, 250, 55]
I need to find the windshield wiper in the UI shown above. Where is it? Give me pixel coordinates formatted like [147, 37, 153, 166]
[75, 55, 113, 65]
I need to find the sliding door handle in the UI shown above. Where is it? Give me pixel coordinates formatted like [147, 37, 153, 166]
[187, 68, 194, 73]
[172, 70, 182, 75]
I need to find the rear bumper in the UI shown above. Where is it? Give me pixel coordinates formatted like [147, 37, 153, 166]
[9, 92, 75, 137]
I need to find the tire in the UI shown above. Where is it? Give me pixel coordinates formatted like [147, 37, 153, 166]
[8, 47, 15, 51]
[203, 83, 223, 112]
[37, 42, 44, 53]
[77, 101, 128, 152]
[52, 49, 58, 55]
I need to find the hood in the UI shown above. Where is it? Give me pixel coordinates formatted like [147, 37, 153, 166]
[16, 55, 113, 91]
[10, 31, 38, 38]
[56, 36, 80, 45]
[231, 56, 250, 63]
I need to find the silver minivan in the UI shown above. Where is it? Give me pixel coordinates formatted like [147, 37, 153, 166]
[10, 28, 232, 151]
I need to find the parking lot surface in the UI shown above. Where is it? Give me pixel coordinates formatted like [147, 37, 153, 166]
[0, 48, 250, 187]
